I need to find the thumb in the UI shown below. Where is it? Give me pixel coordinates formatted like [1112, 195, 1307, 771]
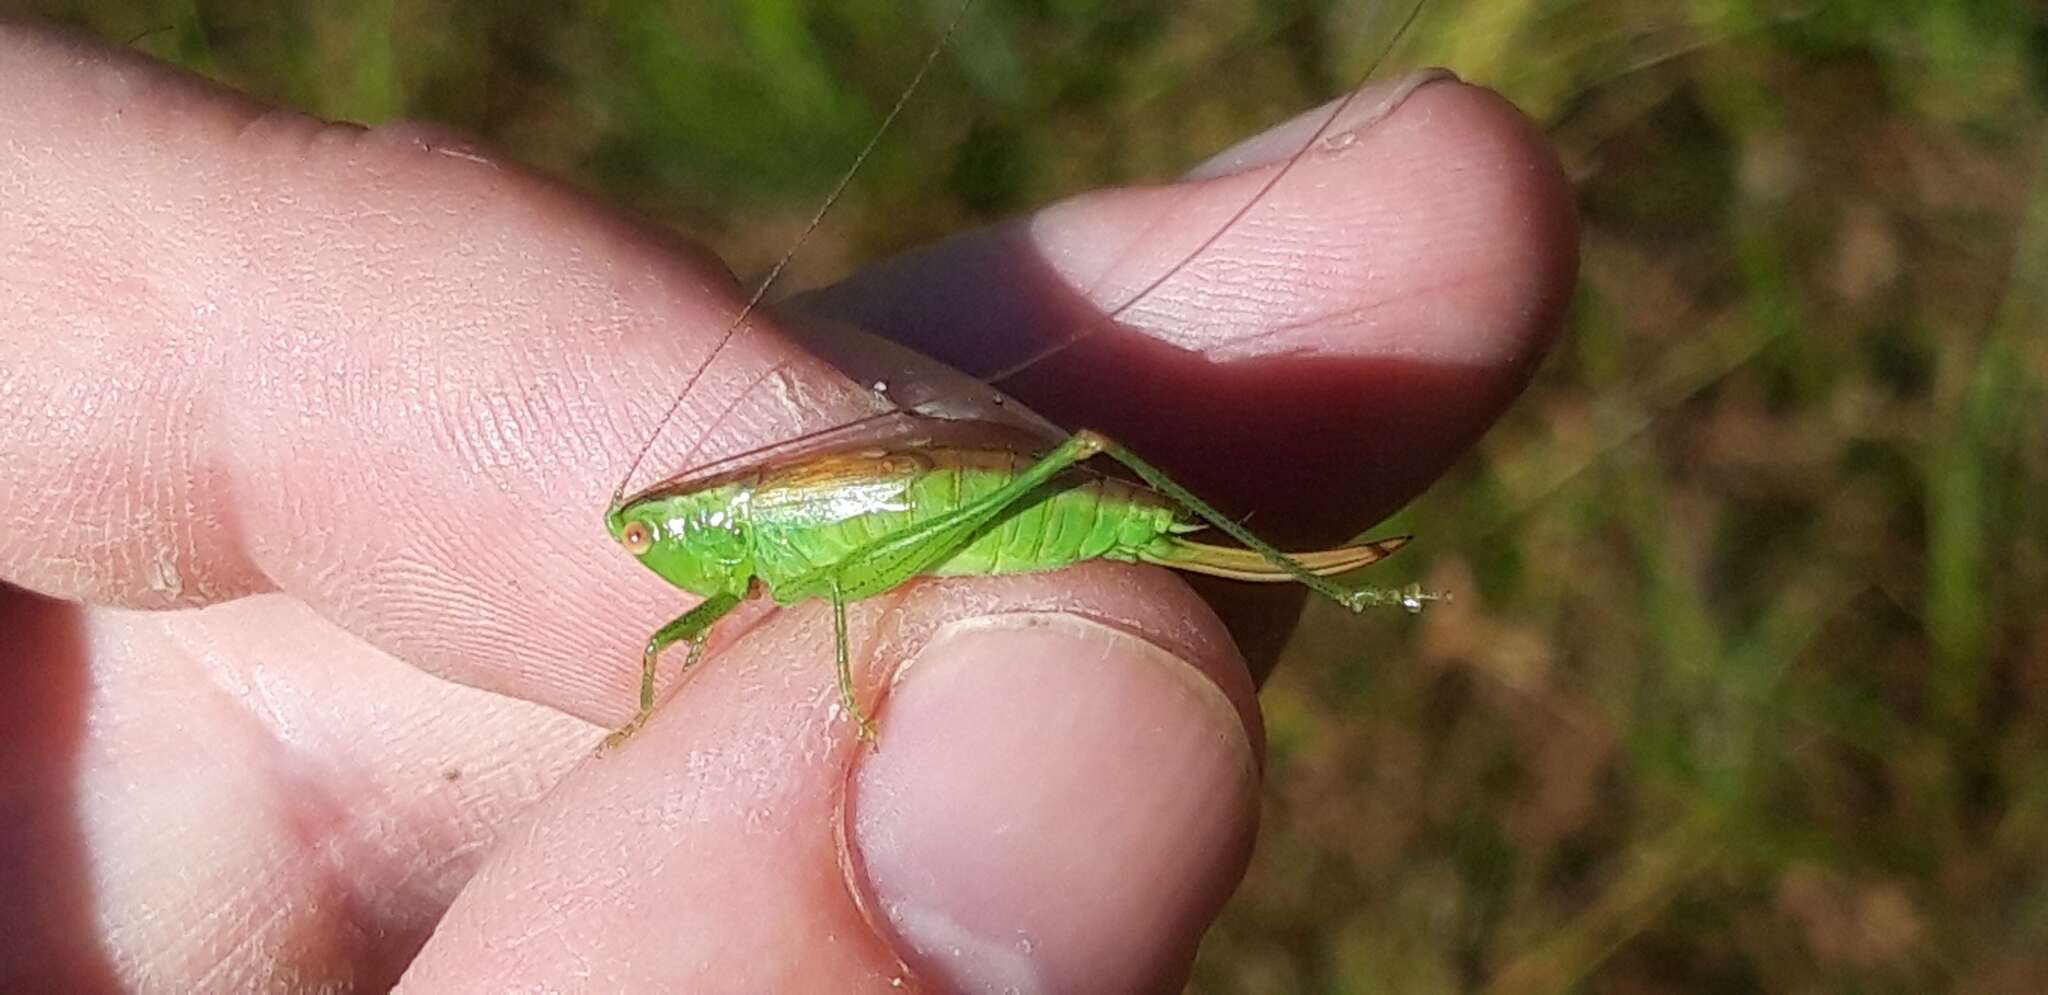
[398, 568, 1262, 993]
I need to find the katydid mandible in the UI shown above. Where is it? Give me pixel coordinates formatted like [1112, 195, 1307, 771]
[601, 0, 1443, 750]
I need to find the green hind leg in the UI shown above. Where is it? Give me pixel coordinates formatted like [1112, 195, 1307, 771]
[1074, 431, 1439, 613]
[784, 429, 1433, 740]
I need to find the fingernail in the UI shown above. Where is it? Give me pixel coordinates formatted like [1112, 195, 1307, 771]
[1184, 67, 1462, 180]
[845, 613, 1259, 995]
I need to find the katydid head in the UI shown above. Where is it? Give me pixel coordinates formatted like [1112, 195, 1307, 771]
[607, 486, 754, 598]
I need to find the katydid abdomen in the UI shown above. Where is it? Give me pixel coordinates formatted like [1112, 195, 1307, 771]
[751, 446, 1178, 582]
[715, 445, 1402, 593]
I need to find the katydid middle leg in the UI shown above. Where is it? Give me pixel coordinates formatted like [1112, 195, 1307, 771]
[827, 581, 875, 741]
[777, 432, 1111, 735]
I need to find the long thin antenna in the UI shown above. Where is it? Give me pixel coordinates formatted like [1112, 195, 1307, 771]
[981, 0, 1433, 386]
[612, 0, 979, 506]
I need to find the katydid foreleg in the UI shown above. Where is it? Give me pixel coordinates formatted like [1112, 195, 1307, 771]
[605, 590, 744, 750]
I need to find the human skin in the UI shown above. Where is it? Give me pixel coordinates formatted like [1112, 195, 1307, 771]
[0, 18, 1576, 995]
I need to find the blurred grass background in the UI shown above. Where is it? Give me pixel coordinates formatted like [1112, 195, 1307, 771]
[24, 0, 2048, 989]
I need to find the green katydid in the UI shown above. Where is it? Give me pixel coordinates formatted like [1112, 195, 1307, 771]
[600, 0, 1443, 750]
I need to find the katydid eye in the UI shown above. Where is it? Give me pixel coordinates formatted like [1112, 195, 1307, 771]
[620, 520, 654, 555]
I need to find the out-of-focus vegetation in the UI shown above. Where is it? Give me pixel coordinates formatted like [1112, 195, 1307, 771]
[30, 0, 2048, 989]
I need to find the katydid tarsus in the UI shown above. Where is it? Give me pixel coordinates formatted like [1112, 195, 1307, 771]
[600, 0, 1445, 750]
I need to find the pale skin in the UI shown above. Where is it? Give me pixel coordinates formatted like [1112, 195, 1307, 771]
[0, 19, 1577, 995]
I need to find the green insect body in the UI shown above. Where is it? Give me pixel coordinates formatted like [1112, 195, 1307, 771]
[602, 416, 1430, 748]
[598, 2, 1447, 751]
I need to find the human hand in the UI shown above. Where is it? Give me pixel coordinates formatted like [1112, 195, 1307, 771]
[0, 20, 1574, 992]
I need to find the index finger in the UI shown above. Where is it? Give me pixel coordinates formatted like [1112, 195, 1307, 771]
[0, 22, 876, 719]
